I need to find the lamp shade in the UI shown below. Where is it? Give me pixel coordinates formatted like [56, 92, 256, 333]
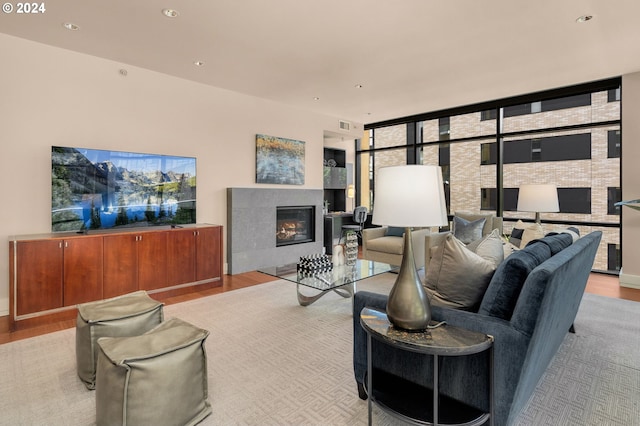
[517, 184, 559, 213]
[373, 165, 448, 227]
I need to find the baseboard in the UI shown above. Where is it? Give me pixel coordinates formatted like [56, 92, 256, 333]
[619, 268, 640, 289]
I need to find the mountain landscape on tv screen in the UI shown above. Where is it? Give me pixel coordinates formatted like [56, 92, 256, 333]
[52, 146, 196, 232]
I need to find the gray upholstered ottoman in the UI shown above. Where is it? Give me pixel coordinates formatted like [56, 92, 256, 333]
[95, 318, 211, 426]
[76, 291, 164, 390]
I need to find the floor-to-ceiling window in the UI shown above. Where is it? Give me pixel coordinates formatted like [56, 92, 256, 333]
[357, 78, 621, 273]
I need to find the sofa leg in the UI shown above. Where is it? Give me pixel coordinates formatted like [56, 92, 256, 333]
[357, 382, 368, 400]
[569, 323, 576, 333]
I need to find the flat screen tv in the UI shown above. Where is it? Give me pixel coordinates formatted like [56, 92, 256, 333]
[51, 146, 196, 232]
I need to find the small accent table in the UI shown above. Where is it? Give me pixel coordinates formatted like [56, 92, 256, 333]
[259, 260, 396, 306]
[360, 307, 494, 426]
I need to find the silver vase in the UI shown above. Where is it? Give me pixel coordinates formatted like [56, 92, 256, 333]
[386, 227, 432, 331]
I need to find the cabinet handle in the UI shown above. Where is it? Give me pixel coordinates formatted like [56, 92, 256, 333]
[65, 241, 68, 248]
[139, 235, 142, 242]
[59, 242, 63, 249]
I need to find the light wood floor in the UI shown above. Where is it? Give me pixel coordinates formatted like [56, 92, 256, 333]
[1, 269, 637, 345]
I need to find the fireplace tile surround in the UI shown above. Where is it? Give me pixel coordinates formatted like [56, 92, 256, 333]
[227, 188, 324, 274]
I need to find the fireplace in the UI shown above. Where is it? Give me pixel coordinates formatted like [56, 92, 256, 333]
[276, 206, 315, 247]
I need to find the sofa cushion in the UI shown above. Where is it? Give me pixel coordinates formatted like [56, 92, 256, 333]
[366, 236, 404, 255]
[455, 211, 496, 237]
[385, 226, 405, 237]
[478, 241, 552, 320]
[509, 220, 544, 248]
[453, 216, 486, 244]
[424, 233, 496, 311]
[466, 229, 505, 268]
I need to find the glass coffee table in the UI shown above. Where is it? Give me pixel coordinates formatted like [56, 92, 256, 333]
[259, 260, 397, 306]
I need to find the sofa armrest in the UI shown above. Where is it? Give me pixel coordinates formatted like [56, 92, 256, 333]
[491, 217, 504, 235]
[423, 231, 451, 271]
[362, 227, 387, 258]
[353, 292, 531, 426]
[362, 227, 387, 240]
[410, 228, 431, 269]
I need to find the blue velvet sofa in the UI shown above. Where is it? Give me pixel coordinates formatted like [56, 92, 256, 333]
[353, 230, 602, 426]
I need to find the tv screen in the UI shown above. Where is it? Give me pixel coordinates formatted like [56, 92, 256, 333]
[51, 146, 196, 232]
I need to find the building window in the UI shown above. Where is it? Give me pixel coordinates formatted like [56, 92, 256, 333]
[557, 188, 591, 214]
[608, 130, 621, 158]
[480, 109, 497, 121]
[540, 93, 591, 112]
[438, 117, 450, 141]
[608, 187, 622, 215]
[608, 243, 621, 271]
[482, 187, 591, 214]
[608, 88, 621, 102]
[482, 133, 591, 165]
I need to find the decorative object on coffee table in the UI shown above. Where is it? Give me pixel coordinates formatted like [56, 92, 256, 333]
[517, 184, 559, 224]
[345, 231, 358, 266]
[373, 165, 448, 331]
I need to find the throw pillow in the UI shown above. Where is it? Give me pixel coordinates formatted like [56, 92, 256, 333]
[424, 233, 496, 311]
[454, 211, 495, 237]
[385, 226, 405, 237]
[466, 229, 505, 268]
[509, 220, 544, 248]
[453, 216, 486, 244]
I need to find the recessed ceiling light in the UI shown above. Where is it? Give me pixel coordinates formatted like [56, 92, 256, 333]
[162, 8, 179, 18]
[576, 15, 593, 23]
[355, 84, 363, 89]
[62, 22, 80, 31]
[194, 60, 205, 66]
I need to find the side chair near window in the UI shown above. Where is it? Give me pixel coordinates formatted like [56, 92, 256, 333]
[340, 206, 368, 243]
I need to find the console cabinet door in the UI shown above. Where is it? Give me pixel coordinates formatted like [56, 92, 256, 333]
[137, 231, 168, 291]
[63, 236, 103, 306]
[103, 234, 138, 298]
[196, 226, 222, 281]
[167, 229, 197, 286]
[15, 239, 64, 316]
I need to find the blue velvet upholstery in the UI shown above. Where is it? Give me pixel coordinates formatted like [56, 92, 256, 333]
[478, 241, 551, 320]
[353, 231, 602, 426]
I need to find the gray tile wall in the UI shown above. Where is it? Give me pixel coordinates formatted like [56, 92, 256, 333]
[227, 188, 324, 274]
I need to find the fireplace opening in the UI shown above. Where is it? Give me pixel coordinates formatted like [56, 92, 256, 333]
[276, 206, 315, 247]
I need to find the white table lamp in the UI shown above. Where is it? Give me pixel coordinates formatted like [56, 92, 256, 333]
[373, 165, 448, 330]
[517, 184, 559, 224]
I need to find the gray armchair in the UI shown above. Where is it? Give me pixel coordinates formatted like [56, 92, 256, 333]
[362, 226, 431, 267]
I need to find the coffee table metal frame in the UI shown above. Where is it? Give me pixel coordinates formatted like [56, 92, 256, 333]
[360, 307, 494, 426]
[259, 260, 396, 306]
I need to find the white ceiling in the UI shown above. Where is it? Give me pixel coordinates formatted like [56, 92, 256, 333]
[2, 0, 640, 125]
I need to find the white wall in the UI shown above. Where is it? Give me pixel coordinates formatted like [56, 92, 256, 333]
[620, 72, 640, 288]
[0, 33, 361, 315]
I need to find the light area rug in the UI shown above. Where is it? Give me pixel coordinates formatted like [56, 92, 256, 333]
[0, 274, 638, 426]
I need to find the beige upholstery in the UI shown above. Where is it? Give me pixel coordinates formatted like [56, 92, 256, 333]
[362, 227, 431, 267]
[424, 212, 504, 271]
[76, 291, 164, 390]
[95, 317, 211, 426]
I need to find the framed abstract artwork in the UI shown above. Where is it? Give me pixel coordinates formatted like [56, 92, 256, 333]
[256, 134, 305, 185]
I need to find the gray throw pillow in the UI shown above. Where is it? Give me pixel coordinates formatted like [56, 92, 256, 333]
[453, 216, 486, 244]
[424, 233, 496, 311]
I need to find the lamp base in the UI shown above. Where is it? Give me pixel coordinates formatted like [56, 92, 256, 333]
[386, 227, 432, 331]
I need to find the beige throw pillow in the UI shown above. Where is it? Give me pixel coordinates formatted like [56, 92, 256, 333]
[466, 229, 505, 267]
[509, 220, 544, 248]
[424, 233, 497, 310]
